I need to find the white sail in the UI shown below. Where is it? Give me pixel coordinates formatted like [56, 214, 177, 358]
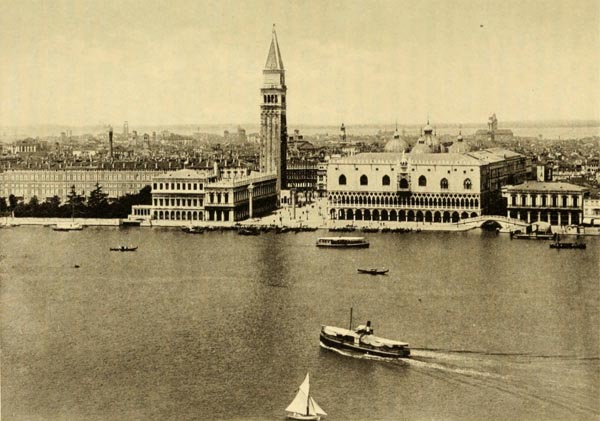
[309, 397, 327, 416]
[286, 373, 311, 414]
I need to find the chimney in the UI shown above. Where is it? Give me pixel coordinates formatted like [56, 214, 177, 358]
[109, 127, 114, 160]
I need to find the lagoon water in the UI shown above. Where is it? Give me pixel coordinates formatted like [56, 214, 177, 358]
[1, 226, 599, 420]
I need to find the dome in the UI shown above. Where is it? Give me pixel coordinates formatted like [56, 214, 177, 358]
[448, 134, 471, 153]
[384, 133, 409, 153]
[410, 138, 431, 154]
[423, 123, 434, 134]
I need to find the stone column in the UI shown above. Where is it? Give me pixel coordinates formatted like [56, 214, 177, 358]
[527, 211, 531, 223]
[291, 188, 296, 220]
[558, 212, 561, 226]
[568, 212, 572, 225]
[248, 184, 254, 219]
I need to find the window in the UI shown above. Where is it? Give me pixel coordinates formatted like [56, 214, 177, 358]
[440, 178, 449, 189]
[153, 183, 157, 190]
[464, 178, 472, 190]
[360, 175, 368, 186]
[418, 176, 427, 187]
[382, 175, 390, 186]
[399, 178, 409, 189]
[339, 174, 347, 185]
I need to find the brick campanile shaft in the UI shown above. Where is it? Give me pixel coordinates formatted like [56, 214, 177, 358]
[259, 25, 287, 194]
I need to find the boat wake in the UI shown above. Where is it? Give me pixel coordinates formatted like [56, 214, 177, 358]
[320, 342, 499, 377]
[319, 342, 409, 363]
[320, 343, 599, 417]
[404, 353, 505, 379]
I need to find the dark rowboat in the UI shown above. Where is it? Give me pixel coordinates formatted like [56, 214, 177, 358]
[110, 246, 138, 252]
[238, 227, 260, 236]
[357, 268, 389, 275]
[550, 242, 586, 249]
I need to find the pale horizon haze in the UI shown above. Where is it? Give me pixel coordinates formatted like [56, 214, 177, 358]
[1, 0, 599, 128]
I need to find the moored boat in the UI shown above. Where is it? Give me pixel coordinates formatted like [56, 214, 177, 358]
[550, 242, 586, 249]
[238, 227, 260, 236]
[181, 225, 205, 234]
[511, 232, 555, 240]
[320, 309, 410, 358]
[285, 373, 327, 421]
[109, 245, 138, 252]
[357, 267, 389, 275]
[53, 202, 82, 231]
[316, 237, 369, 248]
[53, 221, 83, 231]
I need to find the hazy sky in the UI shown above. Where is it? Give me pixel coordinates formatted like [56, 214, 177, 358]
[1, 0, 598, 127]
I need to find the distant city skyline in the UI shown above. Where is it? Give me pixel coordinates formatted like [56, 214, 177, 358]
[1, 0, 598, 127]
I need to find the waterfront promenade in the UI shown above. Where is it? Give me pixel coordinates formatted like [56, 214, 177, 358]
[3, 198, 599, 235]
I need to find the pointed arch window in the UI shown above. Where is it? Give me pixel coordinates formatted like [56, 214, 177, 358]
[418, 175, 427, 187]
[399, 178, 409, 189]
[339, 174, 347, 185]
[382, 175, 390, 186]
[440, 178, 449, 189]
[464, 178, 472, 190]
[360, 175, 368, 186]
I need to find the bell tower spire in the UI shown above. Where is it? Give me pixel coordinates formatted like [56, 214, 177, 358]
[260, 25, 288, 193]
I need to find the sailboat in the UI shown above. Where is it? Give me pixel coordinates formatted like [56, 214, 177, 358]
[285, 373, 327, 420]
[54, 194, 83, 231]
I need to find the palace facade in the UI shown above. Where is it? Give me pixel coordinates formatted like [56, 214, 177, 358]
[327, 147, 529, 223]
[0, 168, 159, 202]
[501, 181, 588, 226]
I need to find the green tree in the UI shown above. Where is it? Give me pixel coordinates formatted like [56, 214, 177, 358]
[8, 194, 18, 210]
[41, 196, 61, 217]
[107, 185, 152, 218]
[87, 183, 109, 217]
[66, 185, 85, 207]
[47, 195, 61, 209]
[65, 185, 86, 217]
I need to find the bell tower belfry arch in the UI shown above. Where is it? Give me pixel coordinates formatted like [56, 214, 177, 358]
[260, 25, 287, 193]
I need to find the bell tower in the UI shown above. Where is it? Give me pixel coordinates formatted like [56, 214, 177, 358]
[260, 25, 287, 193]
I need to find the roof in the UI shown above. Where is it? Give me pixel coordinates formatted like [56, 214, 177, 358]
[264, 27, 284, 70]
[333, 152, 483, 166]
[157, 169, 213, 179]
[466, 148, 523, 163]
[503, 181, 588, 193]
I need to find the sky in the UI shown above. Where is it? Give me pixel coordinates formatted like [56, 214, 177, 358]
[1, 0, 598, 128]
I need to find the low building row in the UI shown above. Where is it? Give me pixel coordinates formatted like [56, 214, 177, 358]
[130, 169, 277, 223]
